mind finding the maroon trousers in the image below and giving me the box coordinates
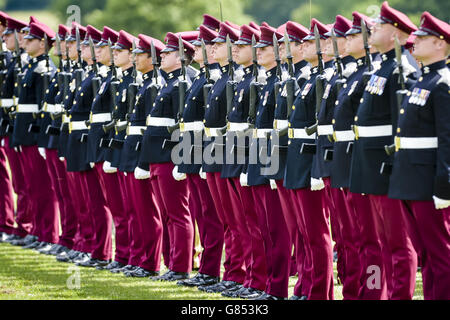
[150,162,193,273]
[405,201,450,300]
[369,195,418,300]
[46,149,78,249]
[187,174,224,278]
[20,145,59,243]
[351,192,388,299]
[323,179,362,300]
[79,167,113,260]
[252,184,290,298]
[95,164,129,264]
[206,172,246,283]
[276,180,307,297]
[123,173,162,271]
[0,142,15,234]
[70,171,94,253]
[3,138,33,237]
[294,187,334,300]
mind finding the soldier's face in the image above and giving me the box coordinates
[257,45,275,69]
[59,40,67,56]
[3,33,15,51]
[96,45,111,65]
[160,51,180,72]
[114,49,131,68]
[67,41,78,60]
[279,42,286,62]
[193,45,203,64]
[412,35,445,62]
[301,40,317,63]
[212,42,227,65]
[24,38,43,57]
[370,23,395,50]
[135,53,152,72]
[81,45,91,62]
[235,44,252,66]
[345,33,364,58]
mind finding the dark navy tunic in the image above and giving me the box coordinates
[389,60,450,201]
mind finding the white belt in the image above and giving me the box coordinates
[181,121,204,132]
[0,99,14,108]
[317,125,334,136]
[69,121,88,131]
[146,116,176,127]
[116,120,128,127]
[62,114,70,124]
[334,130,355,142]
[228,122,249,132]
[90,113,112,123]
[396,136,438,150]
[355,125,392,138]
[44,103,62,113]
[127,126,146,136]
[253,128,272,139]
[273,119,288,129]
[16,104,39,113]
[288,128,316,139]
[204,127,223,137]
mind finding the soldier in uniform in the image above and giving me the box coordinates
[176,24,224,287]
[329,11,378,300]
[268,20,311,300]
[38,23,78,256]
[388,12,450,300]
[137,32,195,281]
[285,19,335,300]
[65,24,114,268]
[11,22,60,251]
[1,17,33,244]
[349,1,420,299]
[0,11,17,241]
[198,22,247,294]
[82,26,130,269]
[117,34,165,277]
[219,24,270,299]
[312,14,354,288]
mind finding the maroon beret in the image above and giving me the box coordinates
[24,22,55,46]
[161,32,195,56]
[22,16,41,33]
[413,11,450,44]
[133,34,164,56]
[280,21,310,43]
[277,23,287,35]
[224,20,240,31]
[235,24,260,45]
[325,15,352,37]
[175,31,200,44]
[81,25,102,45]
[0,11,9,27]
[3,16,27,35]
[97,26,119,47]
[303,18,332,41]
[52,24,70,41]
[249,21,261,31]
[374,1,417,34]
[66,22,87,42]
[346,11,375,36]
[254,25,282,48]
[111,30,138,50]
[201,14,221,32]
[212,22,240,43]
[192,25,219,46]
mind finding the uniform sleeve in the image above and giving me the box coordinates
[171,85,180,118]
[433,82,450,199]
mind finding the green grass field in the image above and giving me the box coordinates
[0,241,424,300]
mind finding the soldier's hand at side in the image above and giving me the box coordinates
[270,179,277,190]
[199,168,206,179]
[38,147,46,160]
[433,196,450,210]
[0,138,4,147]
[240,172,248,187]
[172,165,186,181]
[310,177,325,191]
[103,161,117,174]
[134,167,150,180]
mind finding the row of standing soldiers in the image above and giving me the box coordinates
[0,1,449,300]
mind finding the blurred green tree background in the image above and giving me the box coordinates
[0,0,448,41]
